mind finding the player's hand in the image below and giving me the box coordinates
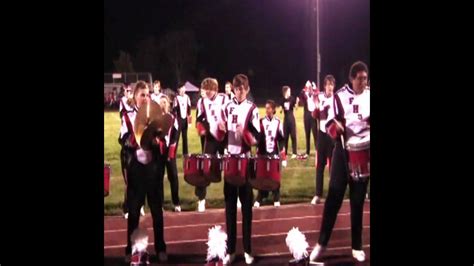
[218,122,227,132]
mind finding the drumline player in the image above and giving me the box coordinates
[173,81,192,155]
[195,78,230,212]
[155,94,182,212]
[196,88,206,152]
[280,86,299,159]
[254,99,287,208]
[122,81,168,263]
[220,74,260,264]
[311,75,336,205]
[310,61,370,263]
[118,82,145,219]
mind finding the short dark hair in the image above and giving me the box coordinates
[154,80,161,85]
[177,81,186,89]
[233,74,249,90]
[349,61,368,80]
[323,75,336,87]
[266,99,276,114]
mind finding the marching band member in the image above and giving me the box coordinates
[118,82,145,218]
[151,80,163,103]
[280,86,299,159]
[221,74,260,264]
[298,80,319,158]
[311,75,336,205]
[156,94,182,212]
[196,88,206,152]
[224,81,235,101]
[195,78,230,212]
[173,82,191,155]
[254,100,286,208]
[310,61,370,263]
[123,81,167,263]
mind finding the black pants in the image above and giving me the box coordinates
[315,130,335,197]
[303,110,318,155]
[157,155,180,206]
[317,141,369,250]
[120,146,135,213]
[224,181,253,254]
[125,157,166,255]
[283,114,297,155]
[195,134,224,200]
[177,117,188,155]
[256,189,280,203]
[200,136,205,153]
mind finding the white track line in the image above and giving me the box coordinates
[104,211,370,233]
[104,225,370,249]
[259,244,370,257]
[104,200,370,218]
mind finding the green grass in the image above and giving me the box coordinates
[104,107,365,215]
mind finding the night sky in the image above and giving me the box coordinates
[104,0,369,101]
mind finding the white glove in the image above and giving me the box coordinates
[282,160,287,168]
[136,148,152,165]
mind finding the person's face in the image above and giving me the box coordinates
[125,87,133,98]
[153,84,161,94]
[234,84,248,102]
[135,88,149,108]
[284,88,291,98]
[205,88,217,99]
[225,84,232,94]
[351,71,368,94]
[324,81,335,97]
[179,86,185,95]
[265,103,274,117]
[159,97,170,113]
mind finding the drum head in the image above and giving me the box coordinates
[346,135,370,151]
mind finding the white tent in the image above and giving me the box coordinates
[184,81,199,92]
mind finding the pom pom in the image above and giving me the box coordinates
[206,225,228,262]
[285,227,309,261]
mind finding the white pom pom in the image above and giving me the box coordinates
[131,228,149,254]
[206,225,228,262]
[285,227,309,261]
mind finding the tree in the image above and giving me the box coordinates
[159,30,197,86]
[133,36,160,75]
[113,50,134,73]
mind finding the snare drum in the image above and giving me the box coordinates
[250,154,281,190]
[223,154,249,186]
[183,154,210,187]
[201,154,222,183]
[104,163,110,197]
[346,135,370,181]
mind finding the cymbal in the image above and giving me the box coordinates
[134,100,174,150]
[149,113,174,139]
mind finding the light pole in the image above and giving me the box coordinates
[316,0,320,89]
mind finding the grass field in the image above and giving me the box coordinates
[104,107,362,215]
